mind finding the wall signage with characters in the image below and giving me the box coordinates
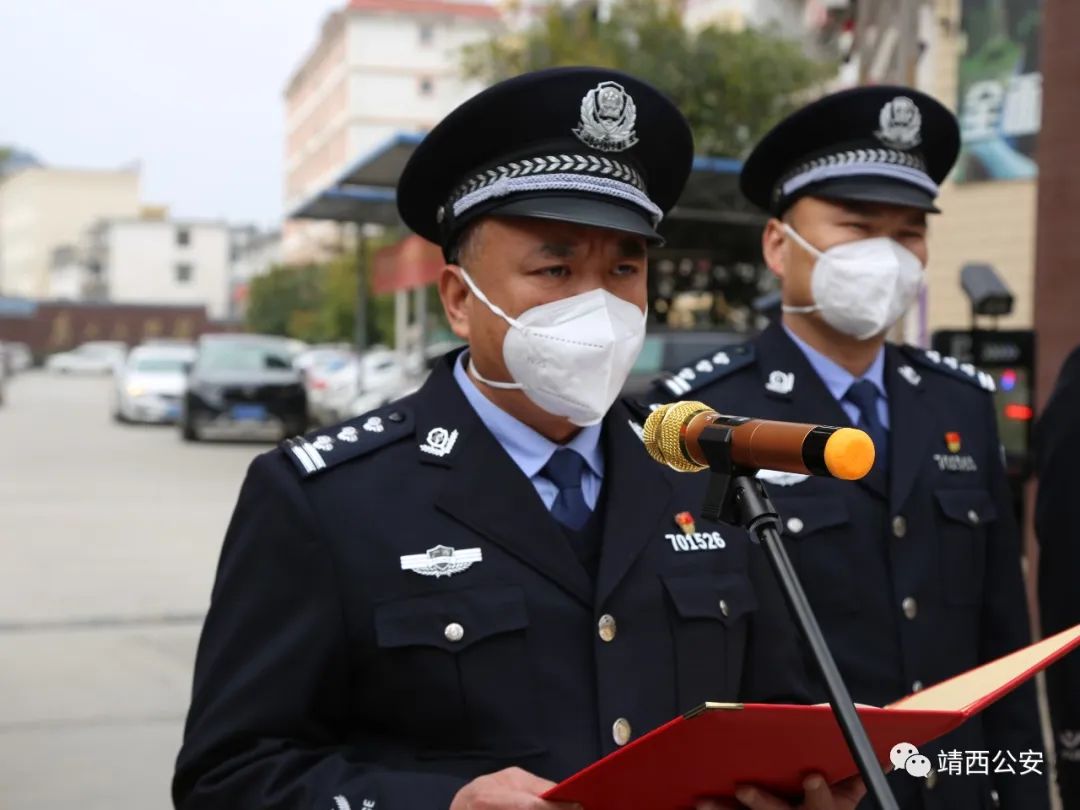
[955,0,1043,183]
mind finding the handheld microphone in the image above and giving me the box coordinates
[642,401,875,480]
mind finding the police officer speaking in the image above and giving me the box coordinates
[173,68,865,810]
[653,87,1048,810]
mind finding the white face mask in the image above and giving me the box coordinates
[458,268,647,426]
[781,224,925,341]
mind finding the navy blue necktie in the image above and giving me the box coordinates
[543,448,592,531]
[845,379,888,471]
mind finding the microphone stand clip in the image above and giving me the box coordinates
[695,426,900,810]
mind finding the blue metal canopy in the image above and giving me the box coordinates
[289,131,763,229]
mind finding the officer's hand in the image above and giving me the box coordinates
[695,774,866,810]
[450,766,583,810]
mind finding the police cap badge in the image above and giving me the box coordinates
[739,85,960,216]
[397,67,693,260]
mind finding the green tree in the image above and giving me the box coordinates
[246,264,325,339]
[245,257,400,347]
[462,0,836,157]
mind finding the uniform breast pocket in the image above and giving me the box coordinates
[935,489,996,605]
[773,496,858,613]
[662,572,758,710]
[373,583,543,757]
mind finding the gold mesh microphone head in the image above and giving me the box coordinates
[640,403,670,462]
[642,400,712,472]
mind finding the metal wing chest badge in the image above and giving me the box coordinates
[400,544,483,578]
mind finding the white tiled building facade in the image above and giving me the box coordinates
[0,166,140,298]
[52,219,235,320]
[283,0,500,263]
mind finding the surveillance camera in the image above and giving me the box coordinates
[961,263,1014,317]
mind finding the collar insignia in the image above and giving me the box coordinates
[419,426,459,458]
[765,370,795,396]
[899,365,922,387]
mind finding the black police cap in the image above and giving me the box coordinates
[739,85,960,216]
[397,66,693,258]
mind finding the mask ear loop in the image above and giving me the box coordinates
[779,224,824,315]
[456,266,524,330]
[782,222,825,259]
[455,267,525,390]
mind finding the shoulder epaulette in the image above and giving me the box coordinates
[900,345,996,392]
[280,404,415,478]
[652,342,756,400]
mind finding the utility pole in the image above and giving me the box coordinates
[1034,0,1080,408]
[850,0,929,85]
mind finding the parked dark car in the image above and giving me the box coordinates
[180,334,307,442]
[621,329,747,400]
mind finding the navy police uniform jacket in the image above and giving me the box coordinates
[651,323,1049,810]
[1036,343,1080,809]
[173,350,810,810]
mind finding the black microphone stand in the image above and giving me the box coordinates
[695,425,899,810]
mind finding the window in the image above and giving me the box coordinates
[197,340,294,372]
[418,23,433,44]
[176,227,191,247]
[176,263,193,283]
[419,76,434,96]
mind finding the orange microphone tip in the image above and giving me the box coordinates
[824,427,876,480]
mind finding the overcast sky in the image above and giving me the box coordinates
[1,0,342,228]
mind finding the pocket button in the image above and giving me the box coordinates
[597,614,617,642]
[902,597,918,620]
[612,717,632,746]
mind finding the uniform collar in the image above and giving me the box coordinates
[452,351,604,480]
[782,323,887,403]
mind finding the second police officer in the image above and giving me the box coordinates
[653,87,1049,810]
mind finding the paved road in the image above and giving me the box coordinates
[0,371,264,808]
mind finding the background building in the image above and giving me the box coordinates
[0,165,140,298]
[682,0,819,35]
[229,227,283,319]
[51,217,234,320]
[282,0,501,263]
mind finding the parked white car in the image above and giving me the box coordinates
[113,344,196,423]
[46,341,128,375]
[301,348,359,427]
[2,341,33,374]
[346,348,410,418]
[294,344,351,375]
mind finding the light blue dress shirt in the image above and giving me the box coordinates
[783,324,890,430]
[452,353,604,509]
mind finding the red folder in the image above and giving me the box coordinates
[545,624,1080,809]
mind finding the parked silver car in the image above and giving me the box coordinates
[113,344,196,423]
[2,341,33,374]
[46,341,128,375]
